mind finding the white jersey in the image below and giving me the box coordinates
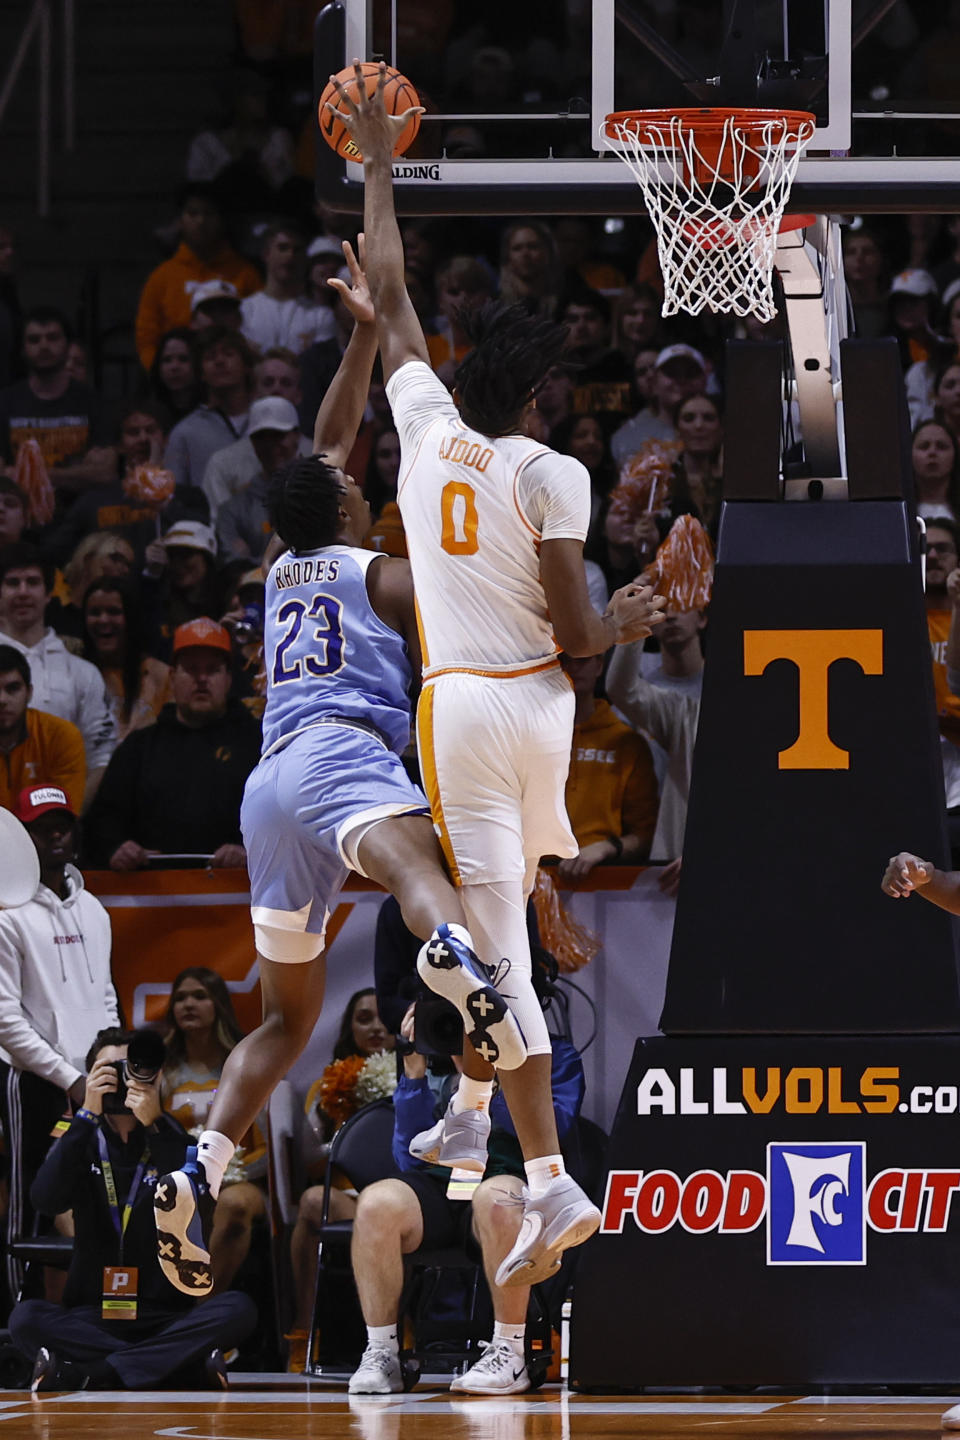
[386,361,591,677]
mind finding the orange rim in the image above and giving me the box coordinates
[604,106,817,145]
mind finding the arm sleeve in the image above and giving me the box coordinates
[517,451,591,542]
[48,715,87,814]
[74,663,118,771]
[391,1074,439,1172]
[619,733,660,854]
[606,643,687,751]
[385,360,458,453]
[0,922,81,1090]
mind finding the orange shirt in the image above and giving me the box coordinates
[0,707,86,813]
[564,699,659,853]
[135,243,263,369]
[927,606,960,745]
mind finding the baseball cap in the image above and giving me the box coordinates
[172,617,233,656]
[889,269,938,299]
[655,343,707,373]
[237,567,265,590]
[190,279,240,315]
[14,784,75,824]
[307,236,344,260]
[248,396,300,436]
[163,520,217,556]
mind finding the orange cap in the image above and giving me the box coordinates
[172,617,232,656]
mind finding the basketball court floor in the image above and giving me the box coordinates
[0,1379,956,1438]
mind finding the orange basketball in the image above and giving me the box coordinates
[319,62,421,161]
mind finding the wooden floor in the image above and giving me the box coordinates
[0,1378,956,1439]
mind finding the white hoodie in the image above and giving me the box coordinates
[0,627,117,770]
[0,864,118,1090]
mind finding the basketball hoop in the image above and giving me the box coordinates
[604,107,817,320]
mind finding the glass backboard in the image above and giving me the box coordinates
[315,0,960,214]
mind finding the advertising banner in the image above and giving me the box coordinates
[571,1034,960,1387]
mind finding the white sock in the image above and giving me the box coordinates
[524,1154,566,1198]
[493,1320,525,1356]
[452,1075,494,1115]
[367,1324,398,1353]
[196,1130,235,1200]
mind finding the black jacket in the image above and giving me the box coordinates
[85,700,261,863]
[31,1111,191,1309]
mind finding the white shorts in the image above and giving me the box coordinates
[416,664,578,885]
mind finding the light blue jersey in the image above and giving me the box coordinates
[261,545,413,756]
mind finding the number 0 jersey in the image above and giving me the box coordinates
[386,360,591,677]
[261,545,413,757]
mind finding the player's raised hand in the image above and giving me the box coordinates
[881,851,934,898]
[327,234,375,326]
[328,60,423,164]
[606,582,667,644]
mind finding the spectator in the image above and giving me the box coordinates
[161,968,267,1294]
[498,221,560,318]
[135,182,262,371]
[240,222,337,357]
[64,340,90,387]
[0,646,85,811]
[925,519,960,750]
[532,364,573,439]
[206,395,305,533]
[202,346,307,518]
[611,344,708,469]
[612,283,663,364]
[190,279,244,335]
[561,289,632,422]
[286,988,395,1365]
[186,68,295,193]
[606,602,707,885]
[556,651,658,879]
[252,345,304,406]
[147,328,202,421]
[913,420,960,521]
[886,269,945,373]
[85,618,261,870]
[426,256,495,380]
[305,235,346,306]
[933,216,960,297]
[347,1011,583,1396]
[10,1025,256,1392]
[906,278,960,427]
[48,402,206,567]
[843,225,890,340]
[935,360,960,447]
[81,579,171,742]
[363,426,401,522]
[0,307,112,490]
[555,216,626,294]
[0,477,26,546]
[552,413,618,564]
[164,328,255,490]
[0,543,116,798]
[142,521,221,641]
[0,784,117,1298]
[0,221,22,389]
[53,532,136,642]
[671,393,724,538]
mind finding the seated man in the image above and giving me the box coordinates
[0,645,86,812]
[84,618,261,869]
[349,1002,583,1396]
[9,1026,256,1392]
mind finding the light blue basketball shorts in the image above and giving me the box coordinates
[241,722,429,962]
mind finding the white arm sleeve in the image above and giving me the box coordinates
[385,359,459,452]
[516,450,591,542]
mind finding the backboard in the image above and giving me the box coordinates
[315,0,960,215]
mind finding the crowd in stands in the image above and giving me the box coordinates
[4,105,960,1379]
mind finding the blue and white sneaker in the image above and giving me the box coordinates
[417,924,527,1071]
[154,1146,216,1297]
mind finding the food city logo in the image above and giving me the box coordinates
[600,1143,960,1265]
[634,1064,960,1118]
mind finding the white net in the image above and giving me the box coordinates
[605,110,817,320]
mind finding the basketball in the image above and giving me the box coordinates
[318,62,421,162]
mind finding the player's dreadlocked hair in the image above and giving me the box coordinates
[268,454,342,553]
[453,300,570,436]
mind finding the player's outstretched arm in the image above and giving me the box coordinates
[313,235,379,469]
[881,851,960,912]
[328,60,429,382]
[366,556,423,688]
[540,538,666,657]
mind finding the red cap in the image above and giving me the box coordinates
[172,618,232,657]
[14,785,75,823]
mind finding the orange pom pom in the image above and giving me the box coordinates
[13,439,54,528]
[642,514,714,613]
[609,440,683,525]
[319,63,421,161]
[123,466,176,507]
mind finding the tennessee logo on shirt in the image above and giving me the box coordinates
[10,418,90,467]
[215,746,233,764]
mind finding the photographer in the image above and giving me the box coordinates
[9,1026,256,1393]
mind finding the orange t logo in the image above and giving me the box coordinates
[743,629,884,770]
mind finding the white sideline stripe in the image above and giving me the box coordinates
[96,894,251,908]
[9,1393,780,1412]
[790,1395,960,1405]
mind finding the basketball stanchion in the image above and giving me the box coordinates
[570,108,960,1391]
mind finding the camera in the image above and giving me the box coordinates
[413,994,464,1058]
[102,1028,166,1114]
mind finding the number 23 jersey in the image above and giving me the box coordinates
[260,545,414,757]
[387,360,591,677]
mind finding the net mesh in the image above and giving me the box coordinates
[605,110,816,320]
